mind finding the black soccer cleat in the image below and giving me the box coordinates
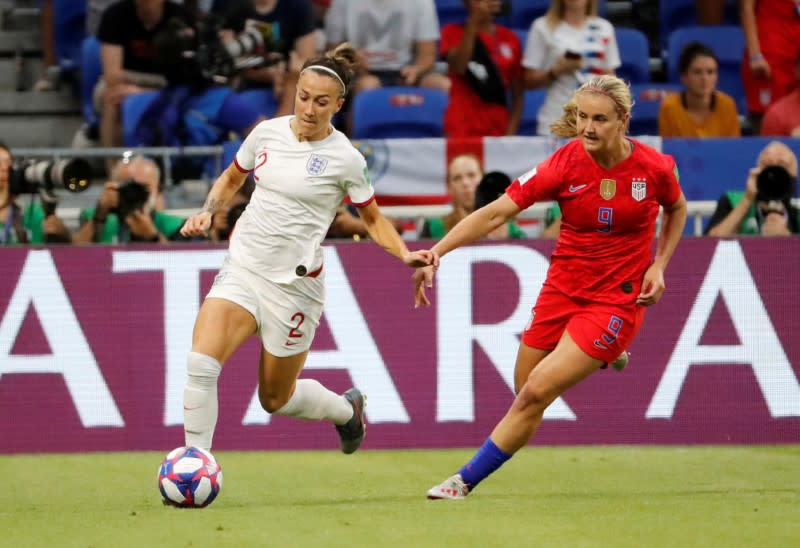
[336,388,366,454]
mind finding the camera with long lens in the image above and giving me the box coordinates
[9,158,93,215]
[756,165,797,206]
[114,179,151,220]
[155,15,283,86]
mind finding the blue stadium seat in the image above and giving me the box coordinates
[509,0,551,29]
[80,35,102,129]
[512,27,528,50]
[628,83,683,136]
[666,25,746,112]
[659,0,739,50]
[53,0,87,72]
[615,27,650,84]
[435,0,467,26]
[121,91,160,147]
[351,87,448,139]
[518,89,546,136]
[237,89,280,118]
[510,0,605,29]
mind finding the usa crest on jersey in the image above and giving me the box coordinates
[631,178,646,201]
[306,154,328,175]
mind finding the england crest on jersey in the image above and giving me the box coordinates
[307,154,328,175]
[631,178,647,201]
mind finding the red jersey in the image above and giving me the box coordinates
[506,139,682,304]
[440,23,523,137]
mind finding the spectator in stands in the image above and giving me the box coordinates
[219,0,318,117]
[419,153,482,239]
[32,0,60,92]
[94,0,195,156]
[523,0,620,136]
[440,0,523,137]
[658,41,741,138]
[95,0,264,174]
[760,51,800,137]
[324,0,450,132]
[705,141,799,236]
[72,154,186,243]
[473,170,526,239]
[740,0,800,135]
[695,0,727,25]
[0,142,71,244]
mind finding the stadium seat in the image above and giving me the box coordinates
[509,0,551,29]
[80,35,102,130]
[351,87,448,139]
[518,89,547,136]
[512,27,528,50]
[121,91,160,147]
[628,83,683,136]
[435,0,467,26]
[659,0,739,50]
[509,0,605,29]
[615,27,650,84]
[237,89,280,118]
[666,25,746,112]
[53,0,87,72]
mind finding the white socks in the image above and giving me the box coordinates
[183,351,222,450]
[274,379,353,424]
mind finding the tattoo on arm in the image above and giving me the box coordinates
[202,197,224,215]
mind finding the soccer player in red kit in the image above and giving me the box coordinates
[415,74,688,499]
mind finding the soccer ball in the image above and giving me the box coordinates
[157,446,223,508]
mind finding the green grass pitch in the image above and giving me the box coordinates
[1,446,798,547]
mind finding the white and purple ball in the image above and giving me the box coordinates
[157,446,223,508]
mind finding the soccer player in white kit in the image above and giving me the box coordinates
[179,43,434,455]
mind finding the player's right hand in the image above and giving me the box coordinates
[413,265,436,308]
[180,211,213,238]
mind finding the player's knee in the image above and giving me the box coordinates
[186,351,221,387]
[514,380,554,415]
[258,389,290,414]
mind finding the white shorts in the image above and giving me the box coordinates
[205,259,325,357]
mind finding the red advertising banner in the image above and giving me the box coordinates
[1,239,798,453]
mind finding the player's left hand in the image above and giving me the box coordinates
[636,264,665,306]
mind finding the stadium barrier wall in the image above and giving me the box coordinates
[0,239,798,453]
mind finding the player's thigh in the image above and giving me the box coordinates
[192,297,257,364]
[513,343,551,394]
[522,330,603,404]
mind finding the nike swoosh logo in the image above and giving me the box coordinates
[569,184,587,192]
[285,341,300,346]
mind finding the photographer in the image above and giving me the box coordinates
[0,143,71,245]
[705,141,799,236]
[219,0,318,117]
[73,155,185,244]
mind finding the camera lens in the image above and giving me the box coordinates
[756,165,795,202]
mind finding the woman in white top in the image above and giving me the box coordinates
[523,0,620,135]
[179,43,433,456]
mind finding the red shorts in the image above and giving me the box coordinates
[521,284,646,364]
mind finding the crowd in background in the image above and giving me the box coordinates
[2,0,799,245]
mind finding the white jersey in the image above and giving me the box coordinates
[228,116,374,283]
[522,16,620,135]
[324,0,441,72]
